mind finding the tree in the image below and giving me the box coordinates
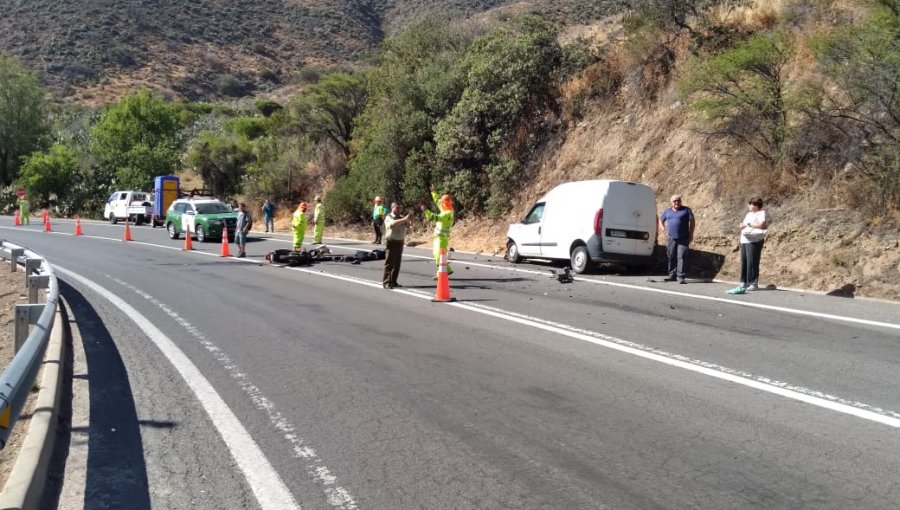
[185,133,254,199]
[289,73,368,158]
[0,55,49,186]
[811,0,900,209]
[18,145,78,205]
[678,31,795,165]
[91,89,183,190]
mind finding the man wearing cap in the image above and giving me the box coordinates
[420,186,454,276]
[372,196,388,244]
[291,202,308,251]
[382,202,411,289]
[313,195,325,244]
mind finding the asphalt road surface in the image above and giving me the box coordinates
[2,219,899,510]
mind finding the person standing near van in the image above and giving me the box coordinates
[421,186,454,276]
[382,202,411,289]
[727,197,769,294]
[262,199,275,233]
[658,194,695,284]
[372,197,388,244]
[313,195,325,244]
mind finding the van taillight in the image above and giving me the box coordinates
[594,208,603,236]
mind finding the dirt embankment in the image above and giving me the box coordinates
[447,95,900,302]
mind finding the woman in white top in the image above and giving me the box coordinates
[727,197,768,294]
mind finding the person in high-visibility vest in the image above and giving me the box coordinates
[420,187,454,275]
[372,196,388,244]
[313,195,325,244]
[17,195,30,225]
[291,202,308,251]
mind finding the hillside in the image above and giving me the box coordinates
[0,0,618,102]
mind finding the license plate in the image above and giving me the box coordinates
[608,229,627,238]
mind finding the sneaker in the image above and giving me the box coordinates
[663,276,677,282]
[746,284,759,291]
[392,283,403,288]
[383,283,394,289]
[678,279,686,284]
[726,286,746,295]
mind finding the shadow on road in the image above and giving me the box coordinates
[42,280,152,510]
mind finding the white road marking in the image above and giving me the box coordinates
[55,266,304,510]
[7,222,895,330]
[398,253,900,331]
[290,267,900,429]
[111,278,358,509]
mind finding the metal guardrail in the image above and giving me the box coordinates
[0,240,58,450]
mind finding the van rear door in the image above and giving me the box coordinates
[602,182,655,256]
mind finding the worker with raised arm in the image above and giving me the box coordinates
[420,185,454,276]
[291,202,308,251]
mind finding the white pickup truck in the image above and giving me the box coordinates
[104,191,153,225]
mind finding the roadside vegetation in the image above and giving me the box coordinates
[0,0,898,230]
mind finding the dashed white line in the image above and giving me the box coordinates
[290,266,900,429]
[56,265,360,510]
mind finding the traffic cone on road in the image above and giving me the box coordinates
[42,208,48,226]
[44,216,52,232]
[13,209,20,226]
[183,225,193,251]
[220,226,231,257]
[432,248,455,302]
[123,217,132,241]
[75,215,83,236]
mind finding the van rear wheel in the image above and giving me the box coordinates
[570,246,591,274]
[506,241,521,263]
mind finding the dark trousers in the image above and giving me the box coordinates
[740,241,764,286]
[666,237,690,279]
[373,218,384,244]
[383,239,404,286]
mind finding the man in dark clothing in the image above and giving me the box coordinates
[382,202,411,289]
[658,194,695,284]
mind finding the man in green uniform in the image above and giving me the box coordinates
[420,187,454,275]
[313,195,325,244]
[291,202,308,251]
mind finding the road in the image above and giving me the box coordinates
[2,219,899,509]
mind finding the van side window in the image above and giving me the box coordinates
[523,203,545,225]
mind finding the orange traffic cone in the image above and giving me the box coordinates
[432,248,455,302]
[75,215,83,236]
[42,208,48,225]
[220,226,231,257]
[13,209,20,226]
[183,225,193,250]
[124,217,132,241]
[44,215,52,232]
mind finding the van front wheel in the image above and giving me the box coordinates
[570,246,591,274]
[506,241,521,263]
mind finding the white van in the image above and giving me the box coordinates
[505,180,658,273]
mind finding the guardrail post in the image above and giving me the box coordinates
[24,257,41,276]
[10,249,23,273]
[27,274,50,304]
[14,304,44,353]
